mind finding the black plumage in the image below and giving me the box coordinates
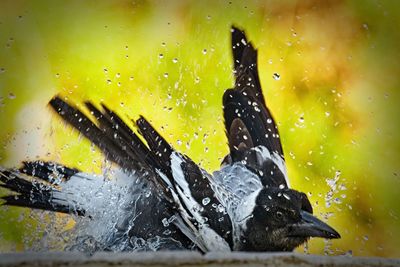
[0,26,340,253]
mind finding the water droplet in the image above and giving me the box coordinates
[130,237,146,250]
[159,53,164,59]
[8,93,16,99]
[272,73,280,80]
[163,229,171,235]
[338,184,347,191]
[325,111,330,117]
[334,197,342,204]
[172,58,178,63]
[202,197,210,206]
[267,118,272,124]
[163,73,169,78]
[202,49,207,55]
[162,218,169,227]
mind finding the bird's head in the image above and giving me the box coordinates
[238,187,340,251]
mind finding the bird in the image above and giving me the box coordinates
[0,26,340,253]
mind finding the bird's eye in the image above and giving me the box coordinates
[276,211,283,219]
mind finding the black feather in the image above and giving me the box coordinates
[231,26,264,104]
[223,89,282,158]
[20,161,79,184]
[222,26,287,188]
[136,117,173,171]
[49,96,134,171]
[0,169,86,216]
[136,116,233,248]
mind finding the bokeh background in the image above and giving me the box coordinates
[0,0,399,257]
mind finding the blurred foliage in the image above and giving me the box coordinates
[0,0,399,257]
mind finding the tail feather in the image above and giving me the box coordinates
[136,116,173,176]
[20,161,79,184]
[0,169,86,216]
[48,96,176,206]
[49,97,136,172]
[82,102,172,201]
[85,102,158,171]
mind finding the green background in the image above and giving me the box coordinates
[0,0,399,257]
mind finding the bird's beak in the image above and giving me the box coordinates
[287,211,340,239]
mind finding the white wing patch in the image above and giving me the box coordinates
[169,152,231,251]
[254,145,290,188]
[170,152,203,221]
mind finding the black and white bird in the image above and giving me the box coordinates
[0,26,340,253]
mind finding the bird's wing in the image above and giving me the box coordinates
[222,26,289,188]
[136,117,232,251]
[49,97,209,247]
[49,96,232,251]
[49,96,182,200]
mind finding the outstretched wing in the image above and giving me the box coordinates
[49,96,231,251]
[222,26,289,188]
[1,97,198,250]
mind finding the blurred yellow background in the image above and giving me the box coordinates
[0,0,399,257]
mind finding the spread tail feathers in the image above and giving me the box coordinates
[0,162,86,216]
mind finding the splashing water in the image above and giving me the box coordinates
[25,164,188,254]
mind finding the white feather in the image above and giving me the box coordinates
[169,152,230,251]
[254,146,290,187]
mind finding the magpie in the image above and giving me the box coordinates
[0,26,340,253]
